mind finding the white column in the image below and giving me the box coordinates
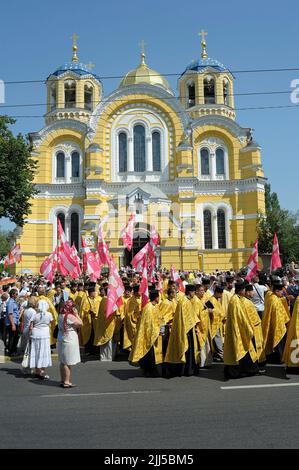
[210,151,216,180]
[212,211,218,249]
[224,150,229,180]
[146,136,153,172]
[65,154,71,182]
[128,137,134,172]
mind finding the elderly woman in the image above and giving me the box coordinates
[57,299,82,388]
[19,296,38,375]
[29,299,54,379]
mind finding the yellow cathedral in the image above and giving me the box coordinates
[17,33,266,273]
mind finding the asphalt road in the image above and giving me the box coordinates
[0,354,299,449]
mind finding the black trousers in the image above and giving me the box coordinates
[139,346,162,377]
[266,334,287,364]
[224,352,259,379]
[7,325,20,355]
[167,330,197,377]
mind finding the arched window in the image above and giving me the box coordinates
[200,148,210,175]
[64,80,76,108]
[217,209,226,249]
[71,151,80,178]
[216,148,225,175]
[204,76,215,104]
[152,131,161,171]
[134,125,146,172]
[187,83,195,107]
[204,210,212,249]
[118,132,127,173]
[70,213,79,250]
[57,212,65,233]
[223,79,229,106]
[50,83,57,110]
[56,152,65,178]
[84,83,93,111]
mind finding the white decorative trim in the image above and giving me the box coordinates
[52,141,83,184]
[49,204,84,250]
[88,84,190,142]
[25,219,50,224]
[198,137,229,180]
[196,201,233,250]
[29,120,88,147]
[35,184,85,199]
[191,115,255,145]
[232,213,262,220]
[111,106,169,182]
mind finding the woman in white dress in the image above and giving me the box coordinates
[19,296,38,375]
[29,299,53,379]
[57,299,82,388]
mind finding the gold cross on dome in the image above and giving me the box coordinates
[198,30,208,58]
[138,39,147,65]
[72,33,79,46]
[71,33,79,63]
[139,39,146,55]
[86,62,95,70]
[199,30,208,42]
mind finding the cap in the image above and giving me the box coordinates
[235,281,245,293]
[245,284,254,292]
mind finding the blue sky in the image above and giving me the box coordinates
[0,0,298,230]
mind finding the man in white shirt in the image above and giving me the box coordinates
[251,275,268,319]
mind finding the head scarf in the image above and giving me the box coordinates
[61,299,77,333]
[37,299,49,317]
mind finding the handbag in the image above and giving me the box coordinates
[21,342,30,368]
[53,325,59,339]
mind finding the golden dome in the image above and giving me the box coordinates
[119,52,173,95]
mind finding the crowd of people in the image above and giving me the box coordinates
[0,264,299,385]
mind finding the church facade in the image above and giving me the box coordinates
[17,35,266,273]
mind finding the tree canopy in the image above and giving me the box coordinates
[0,116,38,227]
[258,184,299,264]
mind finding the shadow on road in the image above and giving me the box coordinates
[108,368,144,380]
[197,363,227,382]
[0,367,24,379]
[265,365,289,381]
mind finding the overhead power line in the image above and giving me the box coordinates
[3,103,299,119]
[0,89,294,110]
[3,66,299,85]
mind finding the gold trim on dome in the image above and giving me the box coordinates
[198,29,208,59]
[71,33,79,63]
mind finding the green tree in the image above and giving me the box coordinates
[0,229,14,260]
[0,116,38,226]
[258,184,299,264]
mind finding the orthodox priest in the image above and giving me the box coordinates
[165,285,200,377]
[224,281,260,379]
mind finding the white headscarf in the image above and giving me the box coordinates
[37,299,49,316]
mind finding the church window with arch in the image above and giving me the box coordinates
[70,212,79,250]
[134,124,146,172]
[71,151,80,178]
[217,209,227,249]
[118,132,128,172]
[204,76,215,104]
[200,148,210,175]
[216,148,225,175]
[56,152,65,178]
[84,83,93,111]
[223,79,229,106]
[64,80,76,108]
[187,83,195,107]
[152,131,161,171]
[204,210,213,249]
[50,83,57,111]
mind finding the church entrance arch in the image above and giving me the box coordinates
[124,222,151,266]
